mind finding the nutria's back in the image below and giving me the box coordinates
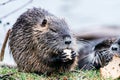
[9,8,77,74]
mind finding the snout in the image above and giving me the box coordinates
[63,34,72,45]
[61,34,76,52]
[110,44,120,53]
[111,47,118,51]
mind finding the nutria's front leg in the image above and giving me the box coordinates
[93,50,113,69]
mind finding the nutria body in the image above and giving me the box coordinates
[9,8,77,74]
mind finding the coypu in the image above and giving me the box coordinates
[8,8,78,74]
[77,38,116,70]
[75,26,120,69]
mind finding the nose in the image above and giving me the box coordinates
[65,40,71,45]
[110,44,119,51]
[63,35,72,45]
[111,47,118,51]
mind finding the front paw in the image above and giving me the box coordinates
[71,51,76,59]
[60,50,76,62]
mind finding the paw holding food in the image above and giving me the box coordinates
[60,49,76,62]
[63,49,72,60]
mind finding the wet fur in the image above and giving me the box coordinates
[77,38,116,70]
[9,8,77,74]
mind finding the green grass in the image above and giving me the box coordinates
[0,67,115,80]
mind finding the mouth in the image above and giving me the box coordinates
[55,45,75,55]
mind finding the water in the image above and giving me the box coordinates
[0,0,120,64]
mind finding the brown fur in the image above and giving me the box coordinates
[9,8,78,74]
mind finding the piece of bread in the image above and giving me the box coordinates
[63,49,72,60]
[100,55,120,79]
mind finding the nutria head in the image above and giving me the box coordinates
[11,8,77,55]
[110,38,120,54]
[31,16,77,57]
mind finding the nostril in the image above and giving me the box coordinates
[111,47,118,51]
[65,40,71,45]
[63,34,72,45]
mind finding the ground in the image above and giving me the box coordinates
[0,67,114,80]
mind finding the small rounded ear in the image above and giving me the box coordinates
[41,19,47,27]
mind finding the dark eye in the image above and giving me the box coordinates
[50,28,57,33]
[41,19,47,27]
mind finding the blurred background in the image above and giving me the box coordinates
[0,0,120,64]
